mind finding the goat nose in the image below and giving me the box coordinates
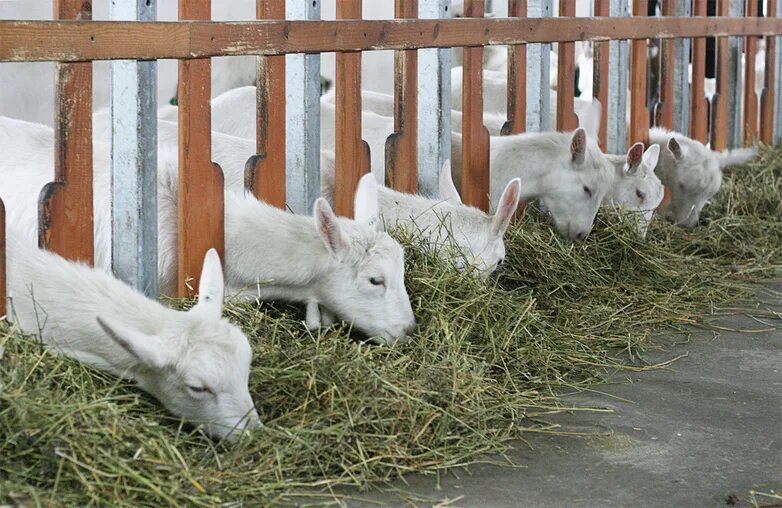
[576,231,587,240]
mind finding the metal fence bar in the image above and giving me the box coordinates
[629,0,649,146]
[461,0,491,211]
[177,0,224,298]
[285,0,321,215]
[606,0,629,154]
[673,0,692,135]
[690,0,708,143]
[110,0,158,298]
[502,0,527,136]
[417,0,451,197]
[386,0,419,193]
[249,0,286,209]
[526,0,552,132]
[744,0,759,144]
[657,0,676,130]
[0,199,5,318]
[334,0,370,218]
[760,0,778,143]
[556,0,579,131]
[712,0,730,150]
[593,0,610,150]
[727,0,745,147]
[39,0,94,265]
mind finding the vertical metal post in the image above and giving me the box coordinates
[418,0,451,198]
[673,0,692,135]
[726,0,745,147]
[110,0,158,298]
[526,0,552,132]
[286,0,321,215]
[606,0,629,154]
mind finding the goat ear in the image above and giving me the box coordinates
[353,173,381,229]
[626,142,644,172]
[491,178,522,238]
[192,248,225,320]
[439,159,462,204]
[571,128,587,165]
[313,198,347,255]
[642,144,660,170]
[668,137,684,160]
[96,316,167,369]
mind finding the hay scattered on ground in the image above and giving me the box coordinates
[1,145,780,506]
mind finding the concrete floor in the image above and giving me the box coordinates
[343,282,782,507]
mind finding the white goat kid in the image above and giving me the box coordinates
[6,229,259,442]
[320,152,522,277]
[604,143,664,236]
[5,116,415,344]
[648,128,757,228]
[222,190,416,345]
[451,128,615,240]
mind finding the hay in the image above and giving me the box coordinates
[1,145,780,506]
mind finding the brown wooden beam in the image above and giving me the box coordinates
[461,0,491,212]
[386,0,419,194]
[2,17,780,62]
[593,0,610,150]
[690,0,709,143]
[711,0,730,150]
[250,0,286,209]
[177,0,224,298]
[557,0,579,132]
[760,0,778,144]
[744,0,760,144]
[334,0,370,218]
[502,0,527,136]
[38,0,94,265]
[629,0,649,147]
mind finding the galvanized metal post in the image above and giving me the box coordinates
[418,0,451,197]
[726,0,745,148]
[775,0,782,143]
[526,0,552,132]
[110,0,158,298]
[285,0,321,215]
[606,0,629,154]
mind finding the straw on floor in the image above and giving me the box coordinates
[1,145,780,506]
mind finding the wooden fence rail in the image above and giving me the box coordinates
[0,7,780,315]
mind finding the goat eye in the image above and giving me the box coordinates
[636,189,647,200]
[583,185,593,198]
[369,276,385,287]
[187,385,212,396]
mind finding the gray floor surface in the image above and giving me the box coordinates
[337,281,782,508]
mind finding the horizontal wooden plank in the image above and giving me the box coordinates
[1,17,780,62]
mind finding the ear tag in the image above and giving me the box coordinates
[203,286,218,303]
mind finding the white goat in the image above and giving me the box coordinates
[450,128,615,240]
[604,143,664,236]
[6,228,259,441]
[320,152,522,277]
[3,116,415,344]
[648,128,757,228]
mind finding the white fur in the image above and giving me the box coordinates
[5,228,259,442]
[649,127,757,228]
[2,116,415,344]
[451,128,616,240]
[604,143,664,237]
[320,153,521,277]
